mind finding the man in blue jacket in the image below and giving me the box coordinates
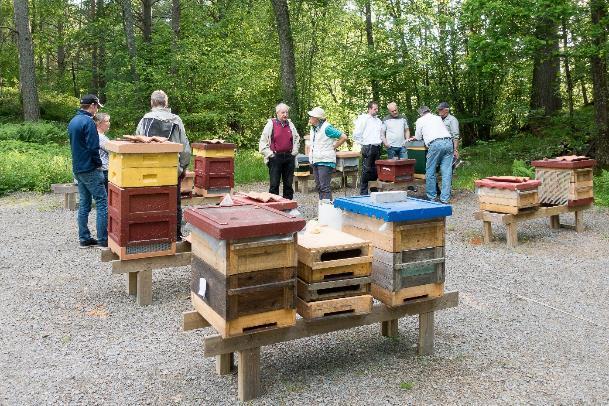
[68,94,108,248]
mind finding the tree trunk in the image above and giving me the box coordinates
[590,0,609,166]
[90,0,99,94]
[562,19,574,118]
[364,0,380,102]
[12,0,40,121]
[122,0,138,81]
[581,80,589,105]
[530,15,562,115]
[270,0,299,125]
[57,18,66,88]
[142,0,152,44]
[97,0,106,101]
[171,0,180,75]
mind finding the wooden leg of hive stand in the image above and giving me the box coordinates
[238,347,260,401]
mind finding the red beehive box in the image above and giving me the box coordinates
[233,192,298,211]
[184,204,305,240]
[194,172,234,189]
[194,156,234,174]
[375,159,416,182]
[108,210,177,247]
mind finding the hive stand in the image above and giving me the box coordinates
[474,204,591,249]
[51,183,79,210]
[100,240,192,305]
[183,291,459,401]
[294,171,358,193]
[368,179,420,193]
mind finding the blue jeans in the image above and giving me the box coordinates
[425,138,453,203]
[74,169,108,243]
[387,146,407,159]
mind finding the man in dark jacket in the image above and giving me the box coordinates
[68,94,108,248]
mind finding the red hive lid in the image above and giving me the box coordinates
[531,156,596,169]
[191,141,236,150]
[184,204,305,239]
[375,159,416,166]
[475,176,541,191]
[232,192,298,211]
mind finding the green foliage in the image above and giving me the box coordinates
[512,160,535,179]
[39,92,80,122]
[399,381,414,390]
[0,122,67,144]
[0,140,72,196]
[234,150,268,185]
[594,170,609,206]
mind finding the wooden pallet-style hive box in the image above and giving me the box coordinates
[372,246,445,292]
[191,141,236,158]
[532,156,595,207]
[474,176,541,214]
[375,159,416,182]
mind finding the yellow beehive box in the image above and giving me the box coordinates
[109,165,178,188]
[109,151,178,169]
[192,147,235,158]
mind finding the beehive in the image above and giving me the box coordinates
[532,157,595,207]
[375,159,416,182]
[475,176,541,214]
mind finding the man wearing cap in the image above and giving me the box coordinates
[409,106,453,203]
[381,102,410,159]
[437,102,460,159]
[136,90,191,241]
[353,101,383,195]
[259,103,300,200]
[67,94,108,248]
[307,107,348,200]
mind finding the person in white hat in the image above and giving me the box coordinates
[307,106,347,200]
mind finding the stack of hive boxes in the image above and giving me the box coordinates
[336,151,360,173]
[532,156,596,207]
[334,195,452,306]
[474,176,541,214]
[184,204,305,337]
[191,141,236,197]
[106,140,183,260]
[296,226,373,319]
[294,154,310,176]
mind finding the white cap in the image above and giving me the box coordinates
[307,106,326,119]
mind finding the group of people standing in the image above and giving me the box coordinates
[259,101,459,203]
[67,91,191,248]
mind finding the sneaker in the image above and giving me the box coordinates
[79,238,98,248]
[98,240,108,248]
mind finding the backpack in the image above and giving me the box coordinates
[141,117,178,142]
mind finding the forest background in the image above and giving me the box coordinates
[1,0,609,204]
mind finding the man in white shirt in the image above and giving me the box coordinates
[409,106,453,203]
[353,101,383,195]
[381,102,410,159]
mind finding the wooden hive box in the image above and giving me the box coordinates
[194,172,234,189]
[532,157,595,206]
[191,141,236,158]
[375,159,416,182]
[475,176,541,214]
[336,151,360,172]
[191,256,295,322]
[296,276,371,302]
[194,156,234,174]
[342,212,445,252]
[372,246,445,292]
[189,228,296,275]
[181,171,195,195]
[296,295,373,320]
[296,226,372,283]
[372,283,444,307]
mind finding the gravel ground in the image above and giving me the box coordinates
[1,181,609,405]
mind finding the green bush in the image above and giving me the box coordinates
[0,140,72,196]
[39,91,79,122]
[512,159,535,179]
[594,170,609,207]
[234,149,267,185]
[0,122,67,144]
[0,88,22,121]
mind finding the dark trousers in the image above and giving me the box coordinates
[359,144,381,195]
[102,170,108,193]
[313,164,333,200]
[267,152,295,200]
[177,172,184,240]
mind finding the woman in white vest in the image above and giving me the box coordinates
[308,107,348,200]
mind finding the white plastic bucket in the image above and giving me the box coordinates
[317,199,343,230]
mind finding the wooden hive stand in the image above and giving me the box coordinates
[51,183,79,210]
[100,240,192,306]
[294,171,356,193]
[474,204,591,249]
[183,291,459,402]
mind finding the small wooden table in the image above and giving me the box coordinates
[51,183,79,210]
[183,291,459,401]
[474,204,591,248]
[100,241,192,305]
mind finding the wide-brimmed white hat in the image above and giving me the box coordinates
[307,106,326,119]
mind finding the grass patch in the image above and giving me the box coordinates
[234,149,268,185]
[399,381,414,390]
[0,140,72,196]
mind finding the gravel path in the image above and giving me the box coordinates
[1,183,608,405]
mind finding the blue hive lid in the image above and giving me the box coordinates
[333,195,452,222]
